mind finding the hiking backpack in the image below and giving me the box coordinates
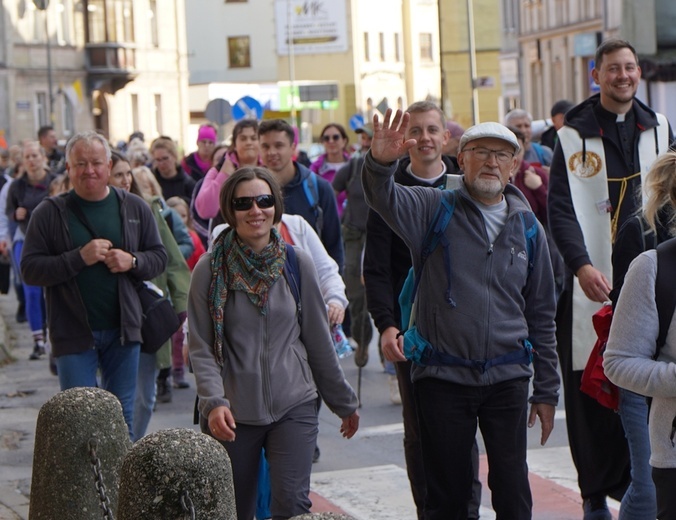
[398,190,539,369]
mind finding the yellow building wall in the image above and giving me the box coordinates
[439,0,502,127]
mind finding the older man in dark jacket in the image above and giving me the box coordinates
[21,131,167,436]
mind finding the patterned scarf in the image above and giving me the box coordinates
[208,226,286,366]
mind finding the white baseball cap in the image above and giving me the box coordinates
[459,122,520,154]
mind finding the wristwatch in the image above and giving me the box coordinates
[130,254,137,270]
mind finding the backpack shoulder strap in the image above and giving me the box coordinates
[302,173,319,209]
[412,191,457,304]
[519,211,538,273]
[655,238,676,350]
[283,244,302,325]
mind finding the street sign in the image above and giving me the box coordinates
[232,96,263,121]
[349,114,364,131]
[204,98,233,126]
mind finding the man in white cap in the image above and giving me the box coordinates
[362,109,560,519]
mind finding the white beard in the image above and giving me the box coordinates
[468,176,504,200]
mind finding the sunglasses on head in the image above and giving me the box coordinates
[322,134,342,142]
[232,194,275,211]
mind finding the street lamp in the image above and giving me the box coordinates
[32,0,55,124]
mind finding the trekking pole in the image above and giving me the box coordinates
[357,366,363,407]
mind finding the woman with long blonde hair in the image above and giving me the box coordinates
[605,150,676,520]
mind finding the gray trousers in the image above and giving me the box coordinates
[208,399,319,520]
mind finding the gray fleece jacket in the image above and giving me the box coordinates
[362,151,559,405]
[604,250,676,469]
[188,245,358,425]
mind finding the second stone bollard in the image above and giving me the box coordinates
[29,387,132,519]
[117,428,236,519]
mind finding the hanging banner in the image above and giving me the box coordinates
[275,0,348,55]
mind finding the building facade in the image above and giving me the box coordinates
[0,0,189,149]
[499,0,676,125]
[185,0,441,144]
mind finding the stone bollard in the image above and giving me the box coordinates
[117,428,236,519]
[29,387,131,519]
[291,514,357,520]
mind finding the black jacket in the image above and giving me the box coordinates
[153,166,197,205]
[548,93,672,274]
[363,155,460,334]
[21,188,167,355]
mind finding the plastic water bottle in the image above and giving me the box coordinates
[332,324,354,359]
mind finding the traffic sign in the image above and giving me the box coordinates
[232,96,263,121]
[348,114,365,131]
[204,98,233,126]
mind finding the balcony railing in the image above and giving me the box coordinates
[85,42,136,72]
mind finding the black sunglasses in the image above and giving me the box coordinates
[232,194,275,211]
[322,134,342,142]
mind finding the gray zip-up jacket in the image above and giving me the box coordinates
[188,245,358,425]
[604,251,676,469]
[362,151,559,404]
[21,188,167,355]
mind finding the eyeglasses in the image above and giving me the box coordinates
[462,147,515,164]
[232,194,275,211]
[322,134,342,142]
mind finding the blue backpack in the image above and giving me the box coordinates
[301,173,323,238]
[398,190,539,370]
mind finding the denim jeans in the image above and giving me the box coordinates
[56,329,140,437]
[132,352,159,442]
[414,377,531,520]
[618,388,657,520]
[13,241,44,334]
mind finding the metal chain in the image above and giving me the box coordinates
[180,490,196,520]
[88,437,116,520]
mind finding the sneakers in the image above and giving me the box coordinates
[29,341,46,361]
[156,377,173,403]
[388,375,402,405]
[583,496,611,520]
[172,373,190,389]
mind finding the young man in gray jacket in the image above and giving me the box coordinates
[362,110,560,519]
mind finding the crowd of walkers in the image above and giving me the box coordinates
[5,36,676,520]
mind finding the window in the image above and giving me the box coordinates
[378,32,385,61]
[394,33,401,62]
[87,0,106,42]
[363,32,370,62]
[131,94,139,133]
[36,92,49,128]
[419,33,433,62]
[55,0,73,45]
[154,94,163,135]
[228,36,251,68]
[148,0,158,47]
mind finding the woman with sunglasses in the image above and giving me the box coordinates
[189,167,359,520]
[311,123,350,217]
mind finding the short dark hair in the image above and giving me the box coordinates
[258,119,295,145]
[595,39,638,69]
[37,126,54,139]
[219,167,284,227]
[229,119,259,153]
